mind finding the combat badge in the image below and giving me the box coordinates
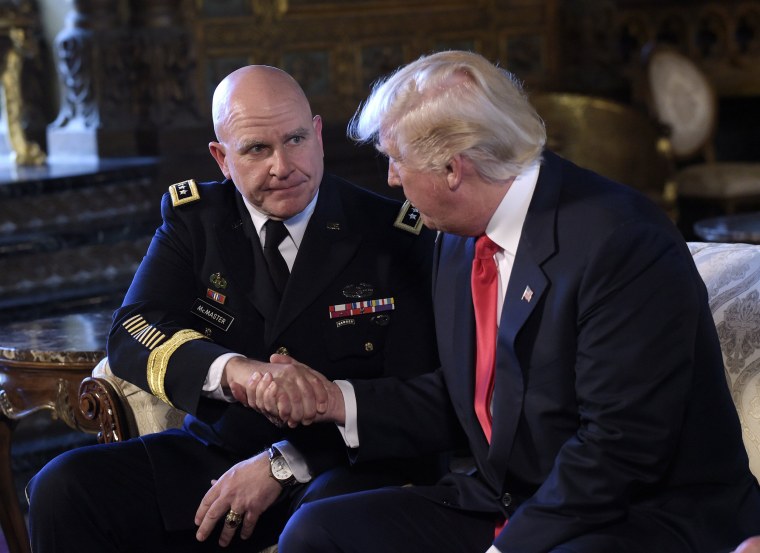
[169,179,200,207]
[210,272,228,289]
[342,282,374,299]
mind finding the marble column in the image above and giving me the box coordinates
[46,0,137,158]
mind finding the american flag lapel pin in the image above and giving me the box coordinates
[521,285,534,302]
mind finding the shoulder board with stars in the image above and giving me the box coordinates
[393,199,423,235]
[169,179,200,207]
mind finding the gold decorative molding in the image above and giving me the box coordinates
[0,5,46,165]
[192,0,557,124]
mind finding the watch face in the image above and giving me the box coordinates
[271,456,293,481]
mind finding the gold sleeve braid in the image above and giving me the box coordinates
[147,329,208,406]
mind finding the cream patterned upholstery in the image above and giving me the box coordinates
[91,357,185,437]
[689,241,760,481]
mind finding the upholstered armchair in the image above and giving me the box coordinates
[641,47,760,235]
[689,241,760,481]
[79,357,186,443]
[531,92,674,215]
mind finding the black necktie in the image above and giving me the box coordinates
[263,219,291,294]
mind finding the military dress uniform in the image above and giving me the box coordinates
[29,174,440,552]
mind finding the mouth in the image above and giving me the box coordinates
[268,179,305,194]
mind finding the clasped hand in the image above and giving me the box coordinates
[225,354,343,427]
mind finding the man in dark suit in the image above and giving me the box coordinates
[246,51,760,552]
[27,65,439,551]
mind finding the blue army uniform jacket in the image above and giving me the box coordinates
[106,173,439,529]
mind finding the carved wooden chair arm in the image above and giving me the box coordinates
[79,375,134,444]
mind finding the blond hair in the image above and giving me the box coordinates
[348,50,546,181]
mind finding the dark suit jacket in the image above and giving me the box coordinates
[351,151,760,552]
[106,173,439,529]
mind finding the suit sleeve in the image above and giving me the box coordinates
[287,226,447,474]
[496,222,705,551]
[107,193,234,416]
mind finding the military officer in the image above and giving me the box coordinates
[27,65,439,552]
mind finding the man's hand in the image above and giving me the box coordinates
[243,354,346,427]
[222,356,269,400]
[194,451,281,547]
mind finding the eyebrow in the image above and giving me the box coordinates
[236,126,313,154]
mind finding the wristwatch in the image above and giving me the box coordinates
[268,445,297,487]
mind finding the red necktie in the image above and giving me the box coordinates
[471,234,501,443]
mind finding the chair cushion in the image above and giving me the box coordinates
[689,242,760,482]
[92,357,186,436]
[677,163,760,199]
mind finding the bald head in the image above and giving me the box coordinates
[207,64,324,220]
[211,65,312,141]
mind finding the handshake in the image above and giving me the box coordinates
[224,353,347,427]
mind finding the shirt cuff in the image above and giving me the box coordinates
[202,352,244,402]
[273,440,311,483]
[334,380,359,448]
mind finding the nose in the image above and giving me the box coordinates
[387,160,401,188]
[270,149,294,178]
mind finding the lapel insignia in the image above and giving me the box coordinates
[169,179,200,207]
[206,288,227,305]
[328,297,395,319]
[342,282,374,299]
[210,272,227,289]
[327,221,341,230]
[393,200,423,235]
[521,285,534,302]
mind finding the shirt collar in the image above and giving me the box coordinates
[484,161,540,256]
[242,190,319,248]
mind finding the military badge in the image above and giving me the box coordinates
[206,288,227,305]
[169,179,200,207]
[393,200,423,235]
[342,282,374,299]
[328,297,395,319]
[210,272,227,289]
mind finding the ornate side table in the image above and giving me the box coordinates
[0,311,111,553]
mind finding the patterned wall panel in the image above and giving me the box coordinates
[190,0,558,125]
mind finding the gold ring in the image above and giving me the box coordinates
[225,509,243,529]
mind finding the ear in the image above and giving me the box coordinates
[313,115,324,155]
[445,154,464,191]
[208,141,231,179]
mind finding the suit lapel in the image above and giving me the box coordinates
[272,177,361,340]
[435,234,477,422]
[481,153,563,483]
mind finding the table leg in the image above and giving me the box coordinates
[0,416,31,553]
